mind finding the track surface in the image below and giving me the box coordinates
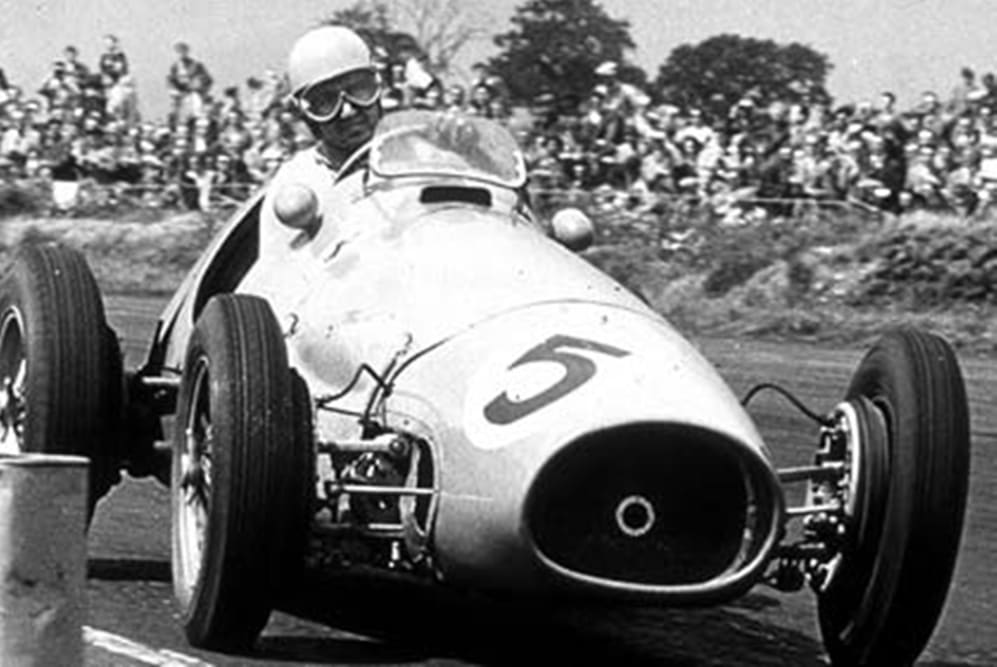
[85,295,997,666]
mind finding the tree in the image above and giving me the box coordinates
[324,1,392,38]
[324,0,482,75]
[654,34,833,120]
[324,2,420,61]
[487,0,645,113]
[393,0,487,73]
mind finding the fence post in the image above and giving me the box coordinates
[0,454,88,667]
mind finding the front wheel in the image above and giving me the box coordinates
[817,328,971,666]
[171,294,311,651]
[0,242,122,520]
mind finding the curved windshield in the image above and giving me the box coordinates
[369,110,527,188]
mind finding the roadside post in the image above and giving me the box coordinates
[0,454,88,666]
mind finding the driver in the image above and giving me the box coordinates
[260,25,384,254]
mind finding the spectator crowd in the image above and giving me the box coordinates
[522,64,997,219]
[4,35,997,219]
[0,36,298,211]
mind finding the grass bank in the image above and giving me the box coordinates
[0,212,221,295]
[583,204,997,355]
[1,204,994,355]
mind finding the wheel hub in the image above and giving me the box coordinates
[766,401,868,593]
[803,402,862,590]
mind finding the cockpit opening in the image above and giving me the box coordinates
[419,185,493,207]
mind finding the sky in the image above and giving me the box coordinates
[2,0,997,118]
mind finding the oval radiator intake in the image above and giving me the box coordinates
[524,422,782,600]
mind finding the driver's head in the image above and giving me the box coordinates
[287,25,383,165]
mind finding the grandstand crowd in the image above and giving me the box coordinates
[4,35,997,217]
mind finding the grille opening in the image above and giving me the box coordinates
[526,423,774,587]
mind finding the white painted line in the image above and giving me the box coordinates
[83,626,214,666]
[159,649,216,666]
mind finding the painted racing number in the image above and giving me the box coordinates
[483,335,629,425]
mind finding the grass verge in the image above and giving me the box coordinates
[2,207,994,356]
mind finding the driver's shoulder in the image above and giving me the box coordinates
[264,147,331,199]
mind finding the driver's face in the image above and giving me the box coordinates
[314,97,381,159]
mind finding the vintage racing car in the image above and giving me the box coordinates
[0,109,971,665]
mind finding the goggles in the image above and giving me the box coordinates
[297,69,381,122]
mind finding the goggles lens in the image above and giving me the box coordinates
[300,70,381,121]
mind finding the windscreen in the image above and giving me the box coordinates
[370,110,527,188]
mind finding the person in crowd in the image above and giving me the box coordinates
[106,74,140,124]
[244,69,286,121]
[487,96,510,123]
[907,144,946,208]
[675,108,715,148]
[167,41,214,124]
[62,46,90,89]
[0,111,27,171]
[594,60,655,139]
[670,135,704,194]
[594,61,650,115]
[977,73,997,109]
[212,150,252,200]
[874,91,899,127]
[217,85,242,119]
[950,67,979,116]
[379,61,406,110]
[973,142,997,214]
[400,47,437,107]
[0,66,10,105]
[442,84,466,113]
[469,62,509,104]
[98,34,129,87]
[218,108,252,154]
[189,115,216,156]
[78,73,107,118]
[943,145,981,214]
[413,81,444,110]
[38,60,79,112]
[467,82,495,117]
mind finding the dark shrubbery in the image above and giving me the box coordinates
[15,225,60,246]
[583,200,997,312]
[0,183,44,218]
[854,225,997,307]
[702,255,768,296]
[698,220,800,296]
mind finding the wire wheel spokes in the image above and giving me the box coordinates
[0,310,27,455]
[182,413,213,509]
[177,360,213,586]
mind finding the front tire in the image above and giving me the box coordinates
[171,294,310,651]
[817,328,971,666]
[0,242,122,519]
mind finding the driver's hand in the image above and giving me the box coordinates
[434,112,478,150]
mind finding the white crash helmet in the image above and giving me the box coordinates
[287,25,373,96]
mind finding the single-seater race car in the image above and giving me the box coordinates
[0,109,971,665]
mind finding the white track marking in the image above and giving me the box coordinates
[83,626,213,666]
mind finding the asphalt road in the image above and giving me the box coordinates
[82,295,997,666]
